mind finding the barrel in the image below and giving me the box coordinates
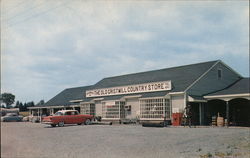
[212,116,217,126]
[217,117,224,127]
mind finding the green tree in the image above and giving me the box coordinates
[15,101,20,108]
[19,102,24,111]
[23,102,28,111]
[27,101,35,107]
[0,93,15,108]
[37,100,45,105]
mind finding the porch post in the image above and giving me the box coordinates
[226,101,229,127]
[38,109,40,122]
[119,102,120,119]
[199,103,202,125]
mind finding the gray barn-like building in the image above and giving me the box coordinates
[28,60,250,126]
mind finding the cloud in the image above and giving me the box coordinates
[123,31,154,41]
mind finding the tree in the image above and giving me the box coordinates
[0,93,15,108]
[19,102,24,111]
[27,101,35,107]
[23,102,28,111]
[15,101,20,108]
[37,100,45,106]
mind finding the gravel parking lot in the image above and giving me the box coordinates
[1,122,250,158]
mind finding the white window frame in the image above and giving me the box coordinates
[139,97,170,120]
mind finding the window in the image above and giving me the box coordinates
[65,112,72,115]
[54,112,63,116]
[125,105,132,115]
[125,105,131,112]
[73,111,79,115]
[102,101,125,119]
[80,103,95,116]
[218,69,222,79]
[140,98,170,119]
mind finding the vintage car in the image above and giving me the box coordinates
[1,113,23,122]
[42,110,93,127]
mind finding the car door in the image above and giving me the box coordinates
[11,114,18,121]
[72,111,83,124]
[64,111,74,124]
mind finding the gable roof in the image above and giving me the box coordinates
[205,78,250,96]
[42,60,226,107]
[93,60,219,93]
[43,85,93,106]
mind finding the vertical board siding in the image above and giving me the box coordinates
[187,62,241,96]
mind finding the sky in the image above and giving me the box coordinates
[1,0,249,104]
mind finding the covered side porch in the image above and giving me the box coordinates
[204,93,250,126]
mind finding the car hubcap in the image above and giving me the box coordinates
[85,119,91,125]
[58,122,64,127]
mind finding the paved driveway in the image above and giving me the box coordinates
[1,122,250,158]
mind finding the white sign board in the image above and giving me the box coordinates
[86,80,171,97]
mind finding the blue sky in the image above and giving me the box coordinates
[1,0,249,104]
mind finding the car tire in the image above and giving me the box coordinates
[77,123,82,125]
[84,119,91,125]
[51,124,56,127]
[58,122,64,127]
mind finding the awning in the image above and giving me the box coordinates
[188,95,207,102]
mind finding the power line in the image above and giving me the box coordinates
[4,1,69,28]
[3,1,47,22]
[2,0,33,16]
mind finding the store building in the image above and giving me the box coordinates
[28,60,250,126]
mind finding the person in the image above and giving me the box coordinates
[184,104,192,127]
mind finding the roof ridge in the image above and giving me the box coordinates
[100,60,220,80]
[65,85,93,90]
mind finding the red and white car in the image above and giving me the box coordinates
[42,110,93,127]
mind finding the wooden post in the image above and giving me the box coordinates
[199,103,202,126]
[118,102,120,119]
[38,109,40,122]
[226,101,229,127]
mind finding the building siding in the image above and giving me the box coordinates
[95,102,102,117]
[171,95,185,113]
[187,62,241,96]
[125,98,140,118]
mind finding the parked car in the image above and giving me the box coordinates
[1,113,23,122]
[42,110,94,127]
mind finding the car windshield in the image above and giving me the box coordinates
[6,113,17,116]
[74,111,79,115]
[54,112,63,116]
